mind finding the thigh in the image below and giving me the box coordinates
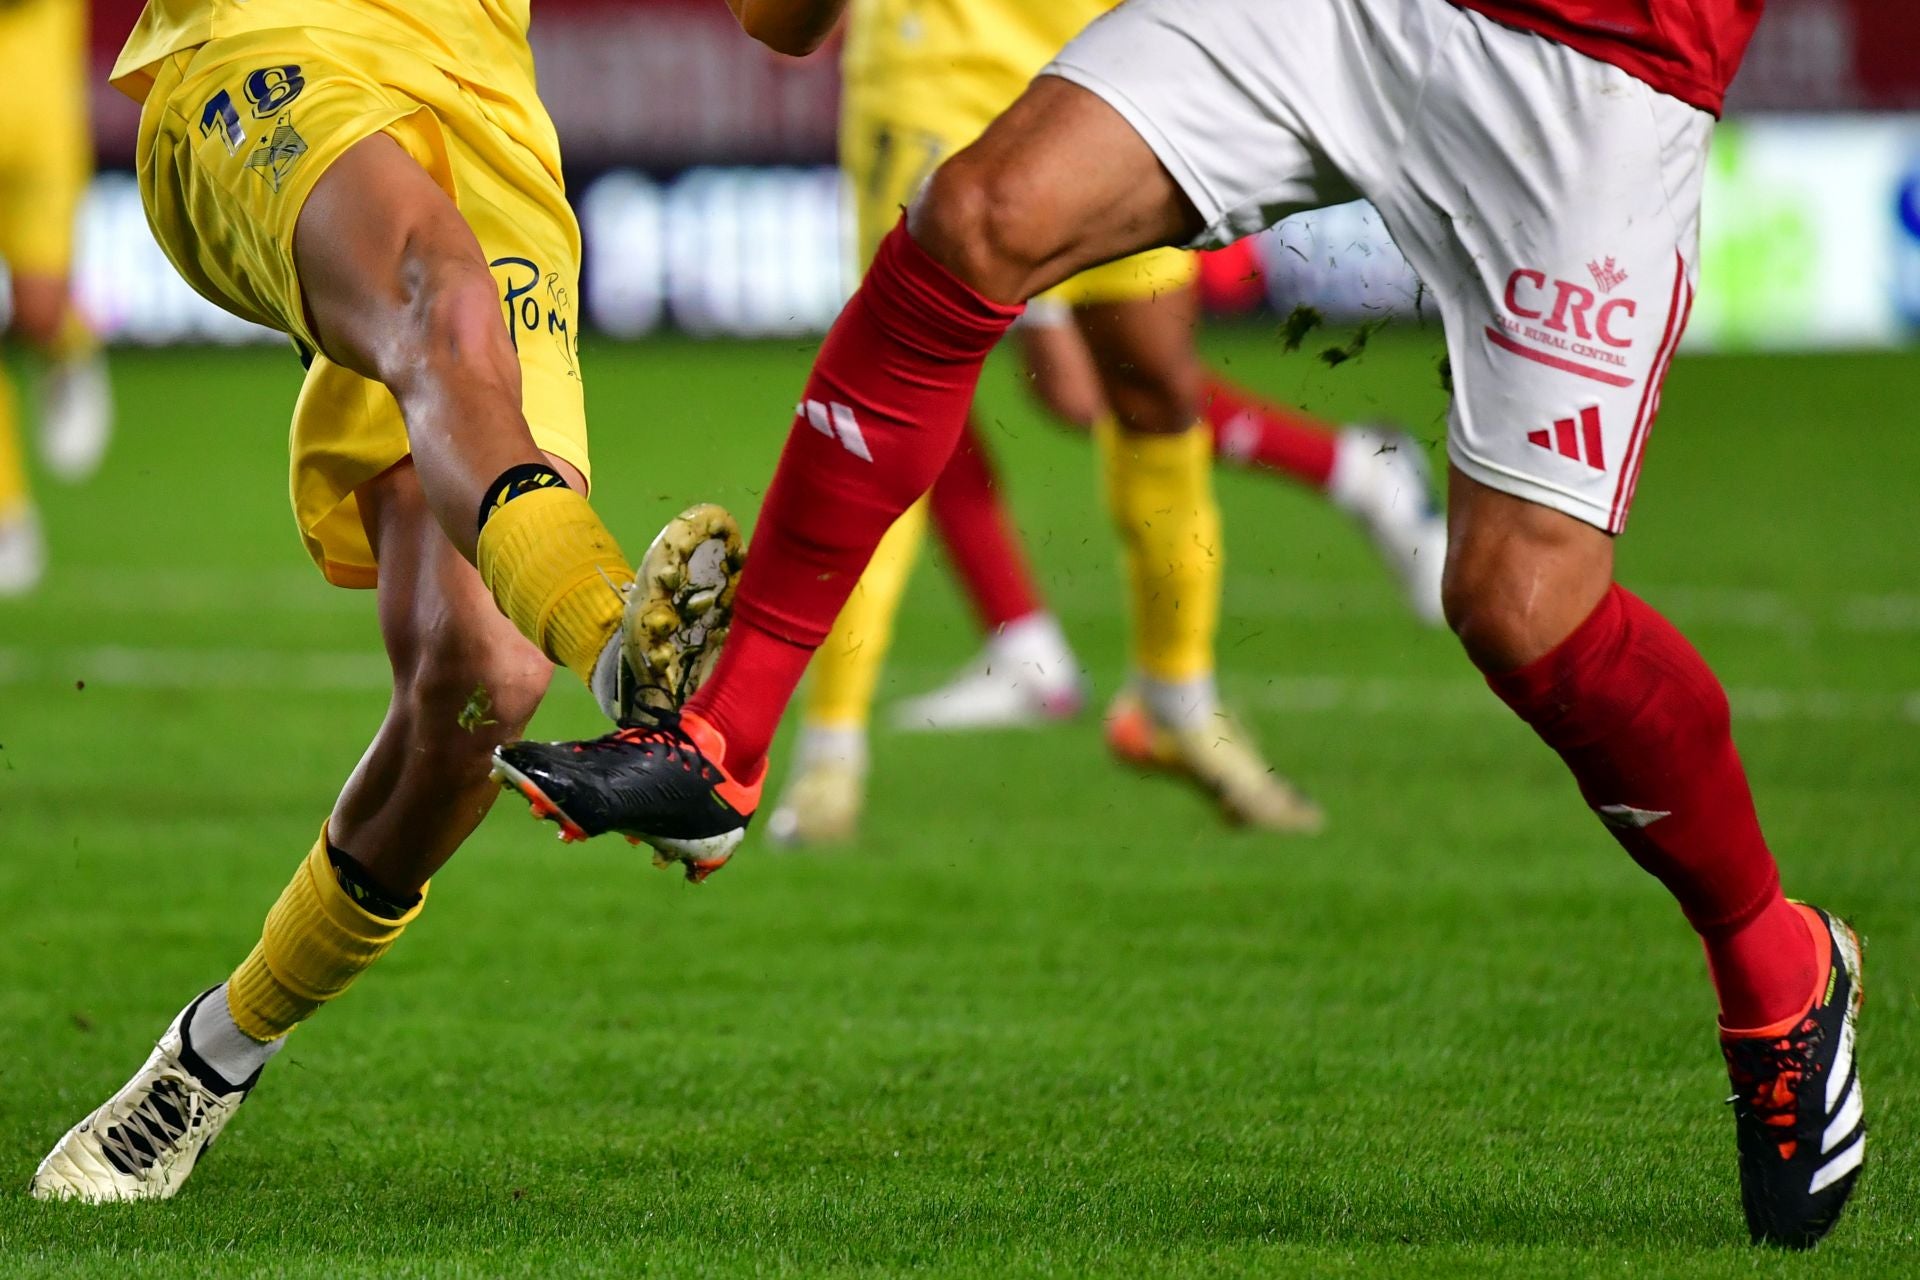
[291,180,587,593]
[1071,287,1204,435]
[1390,7,1713,535]
[213,36,586,587]
[1040,0,1372,250]
[138,32,439,346]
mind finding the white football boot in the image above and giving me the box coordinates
[31,992,261,1203]
[766,724,868,848]
[892,614,1087,732]
[1105,690,1325,833]
[39,353,113,483]
[0,505,46,597]
[1329,426,1447,627]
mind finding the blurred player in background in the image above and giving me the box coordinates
[0,0,115,596]
[765,0,1449,845]
[24,0,867,1202]
[501,0,1865,1247]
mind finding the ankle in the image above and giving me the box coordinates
[1708,897,1823,1032]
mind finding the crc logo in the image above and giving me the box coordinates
[490,256,579,380]
[1502,268,1637,351]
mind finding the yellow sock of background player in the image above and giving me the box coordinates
[0,360,43,597]
[765,500,930,844]
[0,364,27,525]
[806,500,931,731]
[1096,418,1223,726]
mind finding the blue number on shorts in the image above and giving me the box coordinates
[244,65,307,117]
[198,90,245,154]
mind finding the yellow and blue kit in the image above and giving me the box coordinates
[112,0,589,586]
[839,0,1194,298]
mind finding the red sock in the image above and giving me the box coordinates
[928,416,1044,631]
[1483,585,1818,1028]
[1200,375,1339,490]
[686,221,1021,779]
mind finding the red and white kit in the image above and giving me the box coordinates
[1046,0,1761,533]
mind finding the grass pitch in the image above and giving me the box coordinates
[0,327,1914,1276]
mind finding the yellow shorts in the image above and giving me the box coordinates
[0,0,91,278]
[136,27,589,588]
[840,105,1196,303]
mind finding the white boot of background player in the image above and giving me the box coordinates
[39,351,114,483]
[891,611,1086,732]
[0,503,46,597]
[1329,425,1447,626]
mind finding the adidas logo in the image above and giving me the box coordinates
[797,399,872,462]
[1528,406,1605,471]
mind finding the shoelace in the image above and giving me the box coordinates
[95,1073,210,1177]
[577,712,714,779]
[1724,1026,1822,1124]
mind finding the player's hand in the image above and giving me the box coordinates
[722,0,847,56]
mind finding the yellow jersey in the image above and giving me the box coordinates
[110,0,537,103]
[841,0,1115,126]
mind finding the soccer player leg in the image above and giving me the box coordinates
[1015,302,1107,430]
[898,415,1087,733]
[1202,372,1447,626]
[289,135,645,686]
[522,74,1202,841]
[1397,22,1858,1246]
[0,0,110,484]
[502,75,1194,864]
[769,501,931,847]
[28,460,547,1204]
[138,38,719,706]
[0,366,40,596]
[1071,279,1321,833]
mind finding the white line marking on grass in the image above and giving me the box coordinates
[1040,578,1920,636]
[0,645,389,692]
[23,570,1920,635]
[2,647,1914,725]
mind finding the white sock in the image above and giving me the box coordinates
[590,634,624,722]
[1326,426,1381,518]
[1138,673,1220,730]
[988,612,1077,683]
[794,722,868,773]
[182,984,283,1091]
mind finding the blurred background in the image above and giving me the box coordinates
[54,0,1920,354]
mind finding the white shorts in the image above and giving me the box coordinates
[1045,0,1714,533]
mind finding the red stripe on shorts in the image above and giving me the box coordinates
[1608,254,1690,531]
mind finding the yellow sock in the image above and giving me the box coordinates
[1096,418,1221,683]
[476,485,633,682]
[805,499,930,727]
[226,831,426,1042]
[0,361,27,521]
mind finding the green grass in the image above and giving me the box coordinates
[0,327,1915,1276]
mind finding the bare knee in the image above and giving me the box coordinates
[913,153,1064,303]
[390,626,551,773]
[1442,473,1615,672]
[1093,347,1201,435]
